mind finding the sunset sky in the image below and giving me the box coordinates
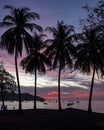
[0,0,103,100]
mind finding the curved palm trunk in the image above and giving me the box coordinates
[15,47,22,111]
[58,62,62,111]
[88,65,96,113]
[33,66,37,110]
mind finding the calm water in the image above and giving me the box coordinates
[1,100,104,113]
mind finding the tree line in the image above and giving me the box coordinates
[0,1,103,113]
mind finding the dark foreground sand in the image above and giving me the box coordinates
[0,108,104,130]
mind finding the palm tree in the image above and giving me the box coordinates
[0,5,42,111]
[20,33,51,110]
[74,27,104,113]
[44,21,75,111]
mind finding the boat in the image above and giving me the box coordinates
[67,102,74,106]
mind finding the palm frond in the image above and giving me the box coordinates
[74,27,104,76]
[3,15,14,22]
[25,12,40,20]
[21,7,30,12]
[32,24,43,32]
[4,5,15,10]
[0,22,14,28]
[45,27,57,36]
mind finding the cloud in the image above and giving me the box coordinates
[20,78,104,100]
[47,91,68,96]
[1,51,104,100]
[47,91,58,96]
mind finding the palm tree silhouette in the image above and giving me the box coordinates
[0,5,42,111]
[20,33,51,110]
[75,27,104,113]
[45,21,75,111]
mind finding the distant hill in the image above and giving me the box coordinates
[0,92,45,102]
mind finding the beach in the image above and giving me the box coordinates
[0,108,104,130]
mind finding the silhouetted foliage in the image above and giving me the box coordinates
[0,61,16,110]
[45,21,76,111]
[75,0,104,113]
[75,26,104,113]
[81,1,104,30]
[20,32,51,110]
[0,5,42,111]
[0,1,103,112]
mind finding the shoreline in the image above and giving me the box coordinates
[1,100,104,114]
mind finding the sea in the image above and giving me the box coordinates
[1,100,104,113]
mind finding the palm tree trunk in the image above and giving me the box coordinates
[58,62,62,111]
[15,46,22,111]
[1,69,5,110]
[88,65,96,113]
[1,87,5,110]
[33,66,37,110]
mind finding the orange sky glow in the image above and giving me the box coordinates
[40,90,104,100]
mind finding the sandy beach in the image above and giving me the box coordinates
[0,108,104,130]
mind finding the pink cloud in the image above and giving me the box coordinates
[41,90,104,100]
